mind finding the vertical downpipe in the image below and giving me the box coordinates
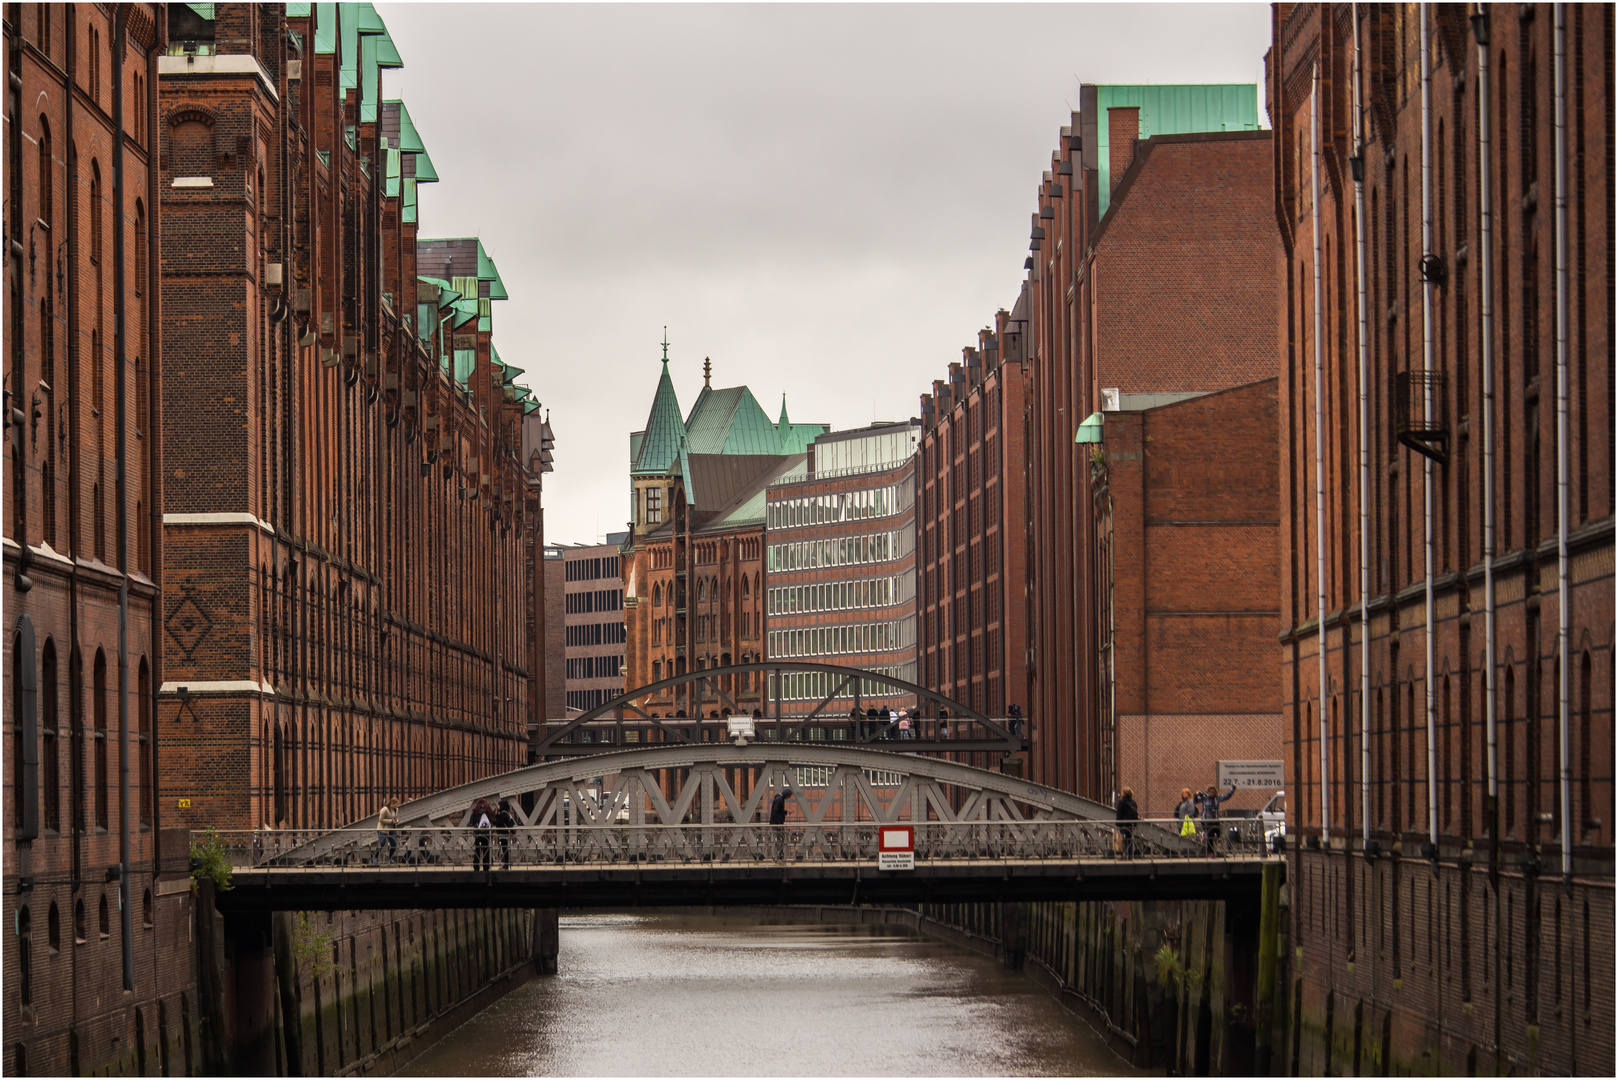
[1553,2,1571,880]
[1352,1,1372,843]
[1473,7,1499,865]
[1420,3,1438,851]
[112,5,134,991]
[1311,63,1329,842]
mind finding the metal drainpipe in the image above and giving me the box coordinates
[1420,3,1438,852]
[1311,62,1329,843]
[64,0,82,891]
[112,4,134,993]
[6,5,29,592]
[1553,1,1571,881]
[1473,6,1499,865]
[1352,1,1372,844]
[147,0,166,883]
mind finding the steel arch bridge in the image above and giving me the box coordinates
[211,743,1277,914]
[536,660,1023,757]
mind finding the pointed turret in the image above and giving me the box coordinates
[632,340,686,476]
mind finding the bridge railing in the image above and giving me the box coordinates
[207,819,1272,871]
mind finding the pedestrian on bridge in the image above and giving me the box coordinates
[375,799,400,865]
[898,709,912,740]
[1114,787,1139,859]
[472,798,495,871]
[769,784,790,859]
[1174,788,1200,844]
[495,799,517,869]
[1199,783,1237,855]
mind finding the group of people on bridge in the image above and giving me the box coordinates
[1112,781,1240,858]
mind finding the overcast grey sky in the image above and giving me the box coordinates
[380,2,1272,546]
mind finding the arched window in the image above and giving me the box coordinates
[68,647,83,834]
[93,649,107,830]
[47,901,60,952]
[138,658,152,826]
[653,583,661,607]
[134,199,146,297]
[38,116,52,228]
[142,889,152,928]
[696,579,705,604]
[89,160,102,264]
[98,892,110,938]
[17,906,31,1005]
[741,575,750,599]
[73,898,86,943]
[1580,651,1593,837]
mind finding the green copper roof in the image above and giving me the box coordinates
[476,241,508,301]
[287,3,312,17]
[1094,84,1259,218]
[684,386,782,456]
[314,3,337,54]
[632,359,686,476]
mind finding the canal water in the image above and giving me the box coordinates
[401,913,1145,1077]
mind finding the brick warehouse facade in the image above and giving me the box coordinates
[917,317,1031,760]
[1016,85,1278,800]
[764,421,921,722]
[1090,379,1282,817]
[621,352,820,721]
[3,4,203,1076]
[1267,4,1613,1074]
[156,3,547,834]
[561,537,626,714]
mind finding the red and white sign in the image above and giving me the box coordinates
[878,825,915,871]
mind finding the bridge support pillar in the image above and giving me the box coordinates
[532,908,559,975]
[1253,859,1284,1074]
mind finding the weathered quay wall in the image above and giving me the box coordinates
[190,884,558,1077]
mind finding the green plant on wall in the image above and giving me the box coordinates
[189,827,234,893]
[1153,941,1202,989]
[292,913,336,982]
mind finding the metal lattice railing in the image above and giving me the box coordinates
[207,819,1273,873]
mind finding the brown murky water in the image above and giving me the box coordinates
[400,913,1145,1077]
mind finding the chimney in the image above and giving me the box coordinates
[1107,106,1140,197]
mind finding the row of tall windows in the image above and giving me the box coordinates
[565,589,622,614]
[565,655,623,680]
[767,481,910,530]
[767,529,910,572]
[10,628,154,839]
[769,619,915,660]
[565,621,626,647]
[773,664,916,702]
[565,555,620,581]
[767,576,907,615]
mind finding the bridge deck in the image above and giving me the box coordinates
[216,855,1280,912]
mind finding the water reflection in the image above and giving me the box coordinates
[401,913,1145,1077]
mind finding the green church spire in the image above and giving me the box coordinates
[632,333,685,475]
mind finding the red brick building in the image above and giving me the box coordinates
[1268,5,1613,1073]
[156,2,545,835]
[1017,85,1278,800]
[764,421,920,723]
[541,543,566,726]
[621,353,819,720]
[2,4,203,1074]
[1089,379,1281,816]
[917,320,1031,745]
[561,536,627,713]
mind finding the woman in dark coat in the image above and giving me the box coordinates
[1114,787,1139,859]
